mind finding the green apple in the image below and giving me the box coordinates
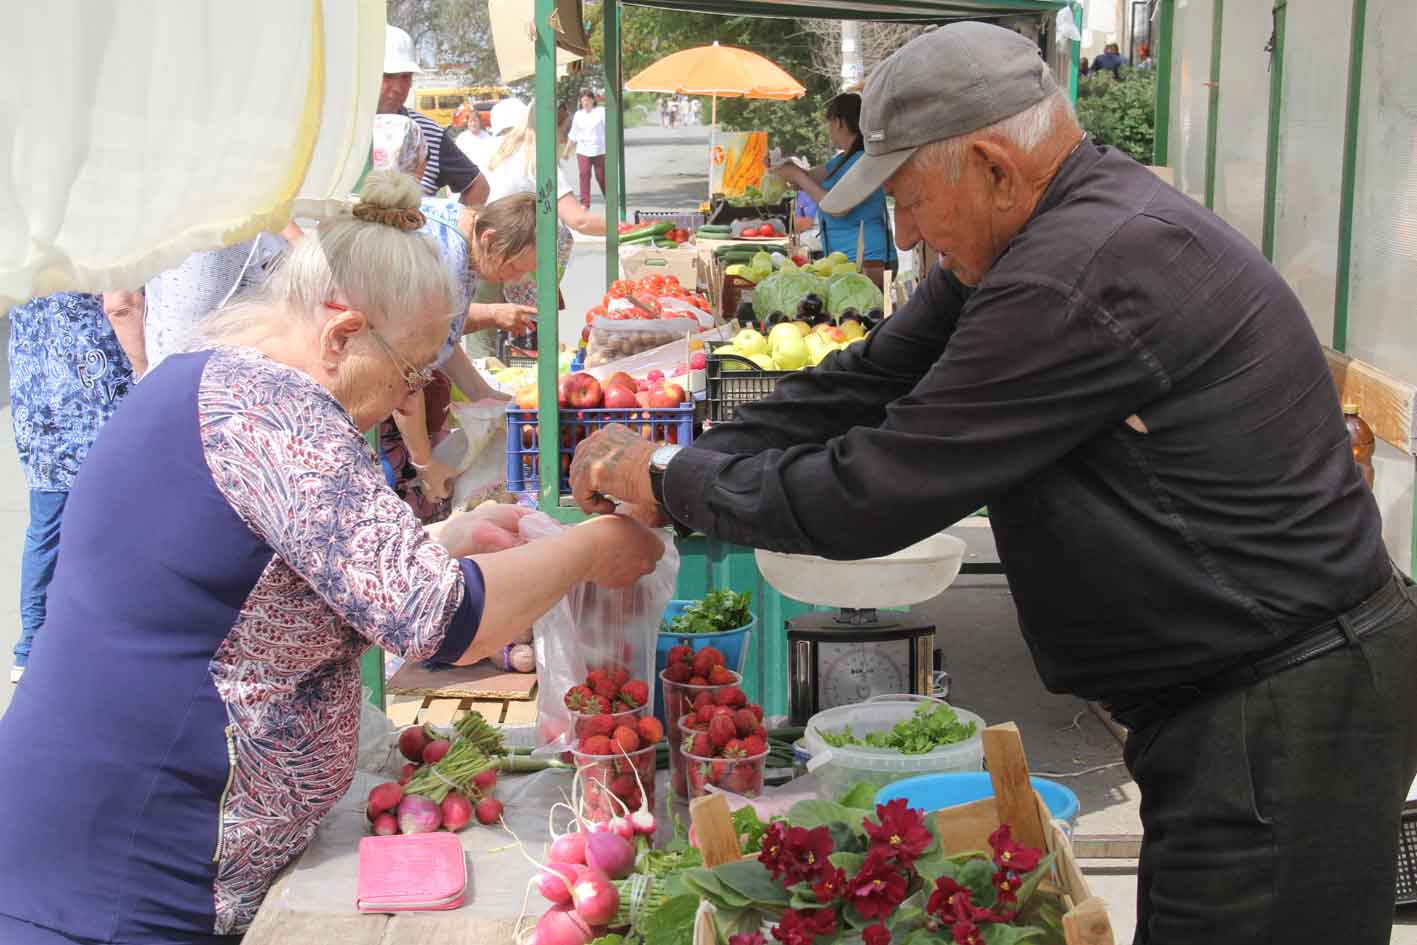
[768,322,803,351]
[839,319,865,340]
[748,353,778,371]
[732,328,769,357]
[772,332,809,370]
[793,320,812,337]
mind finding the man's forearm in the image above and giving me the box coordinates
[101,290,148,378]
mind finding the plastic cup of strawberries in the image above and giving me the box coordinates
[570,737,659,823]
[564,666,654,742]
[676,708,770,799]
[659,648,751,799]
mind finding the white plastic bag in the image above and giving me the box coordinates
[431,400,509,511]
[521,512,681,755]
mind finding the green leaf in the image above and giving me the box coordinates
[842,903,871,931]
[980,923,1047,945]
[827,851,866,875]
[956,859,997,909]
[838,781,880,810]
[683,869,751,909]
[732,804,768,854]
[713,858,790,907]
[641,895,699,945]
[1012,851,1058,909]
[589,935,627,945]
[787,799,868,835]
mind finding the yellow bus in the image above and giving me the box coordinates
[410,85,511,127]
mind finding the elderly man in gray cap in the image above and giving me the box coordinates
[570,22,1416,944]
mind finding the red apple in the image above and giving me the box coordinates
[646,369,665,384]
[661,382,687,406]
[603,384,637,409]
[560,372,603,409]
[604,372,636,393]
[635,391,651,408]
[689,351,707,370]
[648,389,679,409]
[514,385,538,410]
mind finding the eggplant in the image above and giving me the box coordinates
[799,292,825,318]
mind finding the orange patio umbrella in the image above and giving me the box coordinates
[625,42,806,196]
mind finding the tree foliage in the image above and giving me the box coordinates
[1075,67,1156,164]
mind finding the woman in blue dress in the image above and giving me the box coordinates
[770,93,897,268]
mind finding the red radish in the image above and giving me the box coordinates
[397,794,442,834]
[422,739,452,765]
[535,862,580,905]
[372,813,399,836]
[475,796,504,826]
[584,831,635,879]
[366,804,381,824]
[549,830,588,866]
[441,792,473,832]
[473,768,498,793]
[367,781,403,816]
[529,902,596,945]
[570,867,620,926]
[398,762,419,785]
[398,725,432,763]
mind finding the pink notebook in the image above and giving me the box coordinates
[356,832,467,913]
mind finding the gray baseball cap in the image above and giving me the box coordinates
[818,22,1058,215]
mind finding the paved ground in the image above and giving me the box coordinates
[3,123,1415,939]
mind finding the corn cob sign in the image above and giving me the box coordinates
[711,131,768,198]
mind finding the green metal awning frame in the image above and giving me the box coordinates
[526,0,1072,521]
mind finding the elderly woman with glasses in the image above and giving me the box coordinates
[0,171,665,945]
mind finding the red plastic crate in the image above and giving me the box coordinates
[505,404,696,498]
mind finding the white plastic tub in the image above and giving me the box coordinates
[801,695,985,801]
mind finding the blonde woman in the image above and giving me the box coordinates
[0,172,664,945]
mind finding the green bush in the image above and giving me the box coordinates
[1075,67,1156,164]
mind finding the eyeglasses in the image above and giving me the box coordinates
[324,301,435,394]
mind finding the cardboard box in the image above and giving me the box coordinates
[619,243,699,288]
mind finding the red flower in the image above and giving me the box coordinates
[987,824,1042,873]
[863,924,892,945]
[811,865,847,903]
[993,869,1021,906]
[759,822,788,879]
[863,798,934,867]
[729,935,766,945]
[782,825,836,884]
[926,877,996,925]
[951,920,985,945]
[844,850,909,920]
[771,908,836,945]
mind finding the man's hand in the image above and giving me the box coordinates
[430,503,532,557]
[412,459,457,502]
[570,425,658,515]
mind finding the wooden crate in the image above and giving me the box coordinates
[386,694,538,729]
[385,659,538,730]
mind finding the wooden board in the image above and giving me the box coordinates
[386,660,537,701]
[981,722,1050,854]
[1324,347,1417,456]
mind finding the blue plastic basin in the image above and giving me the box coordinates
[875,772,1080,827]
[653,600,755,723]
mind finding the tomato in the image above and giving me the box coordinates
[642,275,666,294]
[608,280,634,299]
[663,275,681,291]
[761,224,778,237]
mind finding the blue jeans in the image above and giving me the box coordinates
[15,490,67,667]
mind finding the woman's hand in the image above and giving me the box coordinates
[432,503,532,556]
[467,302,538,334]
[573,515,665,588]
[769,161,807,186]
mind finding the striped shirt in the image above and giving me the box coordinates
[403,108,480,197]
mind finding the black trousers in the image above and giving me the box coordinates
[1124,588,1417,944]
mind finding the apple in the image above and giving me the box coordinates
[732,328,769,357]
[559,372,603,409]
[648,389,678,409]
[825,326,848,344]
[605,371,636,393]
[646,369,665,384]
[661,382,687,405]
[772,333,809,370]
[636,378,650,391]
[793,321,812,337]
[635,390,652,408]
[603,384,637,409]
[768,323,803,351]
[515,385,538,410]
[671,364,688,377]
[689,351,707,370]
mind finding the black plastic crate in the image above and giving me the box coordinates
[1398,802,1417,905]
[706,196,794,227]
[634,208,706,231]
[705,352,791,423]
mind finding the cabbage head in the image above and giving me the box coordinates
[826,272,884,317]
[754,269,829,318]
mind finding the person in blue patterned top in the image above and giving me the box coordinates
[7,291,143,682]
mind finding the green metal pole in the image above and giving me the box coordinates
[603,0,623,288]
[1203,0,1224,209]
[1153,0,1175,166]
[360,424,385,708]
[1260,0,1286,261]
[1332,0,1367,353]
[533,0,562,511]
[1068,1,1082,104]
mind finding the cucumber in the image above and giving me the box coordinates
[697,224,733,235]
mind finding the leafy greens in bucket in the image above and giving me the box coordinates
[818,702,977,755]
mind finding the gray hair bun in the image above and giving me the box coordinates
[354,169,425,232]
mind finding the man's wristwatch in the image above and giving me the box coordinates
[648,445,683,513]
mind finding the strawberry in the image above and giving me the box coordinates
[687,732,713,757]
[749,703,764,721]
[680,712,701,732]
[584,694,612,715]
[708,713,736,749]
[618,679,649,708]
[666,644,694,665]
[733,708,759,737]
[691,648,721,677]
[722,738,748,759]
[585,669,611,692]
[709,760,730,784]
[696,704,718,724]
[580,713,617,738]
[637,716,664,744]
[564,685,595,711]
[743,734,767,757]
[723,762,763,796]
[608,668,630,689]
[664,662,693,684]
[753,725,769,741]
[592,677,620,702]
[707,664,736,686]
[714,686,746,708]
[692,691,715,713]
[689,675,709,686]
[612,725,642,754]
[609,774,642,808]
[672,766,688,796]
[581,734,612,755]
[711,704,735,719]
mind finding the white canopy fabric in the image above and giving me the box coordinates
[0,0,384,309]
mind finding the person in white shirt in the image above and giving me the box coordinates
[455,107,493,167]
[565,88,607,208]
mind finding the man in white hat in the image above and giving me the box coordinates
[380,25,487,204]
[571,21,1417,945]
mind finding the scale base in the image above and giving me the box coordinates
[786,609,938,726]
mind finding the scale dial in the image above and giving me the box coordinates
[817,640,910,709]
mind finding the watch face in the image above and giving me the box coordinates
[817,640,909,709]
